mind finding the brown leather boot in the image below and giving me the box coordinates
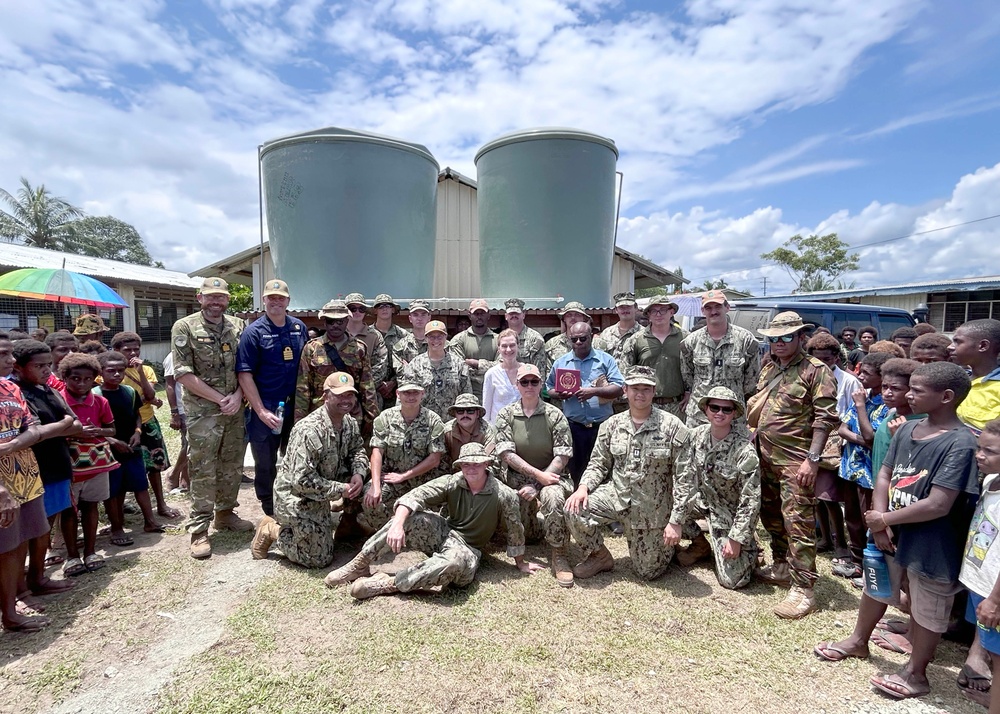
[572,545,615,579]
[551,547,574,588]
[773,586,817,619]
[251,516,280,559]
[214,509,254,532]
[190,532,211,559]
[324,552,373,587]
[676,532,712,567]
[350,572,399,600]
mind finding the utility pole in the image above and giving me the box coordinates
[762,277,767,296]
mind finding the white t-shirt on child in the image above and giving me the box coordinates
[960,473,1000,598]
[161,352,185,417]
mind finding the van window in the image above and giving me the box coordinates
[832,310,872,336]
[878,313,915,338]
[729,308,771,334]
[791,309,828,331]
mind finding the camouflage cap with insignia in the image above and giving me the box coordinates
[262,279,289,298]
[318,299,350,320]
[558,301,588,318]
[504,298,525,314]
[614,292,637,307]
[343,292,366,308]
[373,293,400,312]
[199,276,229,296]
[624,365,657,386]
[454,442,492,465]
[698,385,744,417]
[323,371,357,395]
[408,299,431,314]
[73,313,108,336]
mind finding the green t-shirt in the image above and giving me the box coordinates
[871,410,925,477]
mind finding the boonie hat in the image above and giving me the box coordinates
[373,294,400,312]
[319,299,350,320]
[624,365,657,386]
[469,299,490,313]
[343,292,366,308]
[73,314,108,336]
[504,298,525,314]
[408,299,431,314]
[758,311,813,338]
[701,290,726,307]
[199,276,229,296]
[644,296,679,314]
[698,386,744,417]
[448,393,486,416]
[516,364,542,381]
[323,372,357,395]
[263,279,289,298]
[558,301,588,318]
[454,442,492,465]
[614,292,637,307]
[425,320,448,335]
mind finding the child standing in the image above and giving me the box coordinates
[43,332,77,390]
[910,333,951,365]
[58,353,116,575]
[815,362,979,700]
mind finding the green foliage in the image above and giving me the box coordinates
[699,278,729,291]
[0,177,84,249]
[227,284,254,314]
[635,285,668,298]
[64,215,156,265]
[760,233,859,293]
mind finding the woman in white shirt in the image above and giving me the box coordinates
[483,329,521,424]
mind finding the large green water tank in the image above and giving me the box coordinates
[475,128,619,309]
[260,127,439,311]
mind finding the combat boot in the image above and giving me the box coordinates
[572,545,614,579]
[190,532,211,559]
[350,572,399,600]
[251,516,280,559]
[773,586,817,619]
[676,532,712,567]
[755,560,791,586]
[214,509,254,532]
[551,547,574,588]
[324,552,373,587]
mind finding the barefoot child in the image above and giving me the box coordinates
[815,362,979,701]
[96,351,163,543]
[58,353,116,575]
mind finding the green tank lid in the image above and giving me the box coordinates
[262,127,439,168]
[475,127,618,164]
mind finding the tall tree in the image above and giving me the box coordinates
[699,278,729,291]
[64,215,158,266]
[0,177,84,249]
[760,233,859,293]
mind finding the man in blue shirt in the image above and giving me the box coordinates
[546,321,624,485]
[237,279,308,516]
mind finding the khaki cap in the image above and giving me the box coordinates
[516,364,542,381]
[469,299,490,313]
[199,277,229,296]
[448,393,486,416]
[701,290,726,307]
[698,386,744,417]
[263,279,289,298]
[454,442,492,465]
[73,314,107,336]
[624,365,657,386]
[758,311,813,338]
[323,372,357,395]
[425,320,448,335]
[319,299,350,320]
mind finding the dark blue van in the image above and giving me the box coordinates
[728,300,916,342]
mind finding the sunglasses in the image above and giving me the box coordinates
[348,306,367,313]
[324,318,347,324]
[767,335,795,344]
[519,379,541,387]
[454,408,479,415]
[569,336,589,343]
[706,404,735,414]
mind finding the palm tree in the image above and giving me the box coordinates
[0,177,84,250]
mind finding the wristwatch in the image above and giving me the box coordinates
[806,451,821,463]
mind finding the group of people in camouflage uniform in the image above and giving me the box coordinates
[175,278,833,618]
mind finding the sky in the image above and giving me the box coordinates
[1,0,999,296]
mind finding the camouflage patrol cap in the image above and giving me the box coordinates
[199,276,229,296]
[614,292,637,307]
[504,298,525,314]
[396,380,426,393]
[323,372,357,395]
[318,299,350,320]
[623,365,657,386]
[373,294,400,312]
[758,311,812,338]
[448,393,486,416]
[425,320,448,336]
[343,292,366,308]
[698,386,745,417]
[454,442,492,465]
[73,313,108,336]
[262,279,289,298]
[408,299,431,314]
[643,295,679,313]
[558,301,588,318]
[701,290,726,307]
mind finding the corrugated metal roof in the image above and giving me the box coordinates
[766,275,1000,301]
[0,243,202,289]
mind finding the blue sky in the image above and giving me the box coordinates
[1,0,999,295]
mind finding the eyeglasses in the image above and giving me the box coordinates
[706,404,735,414]
[767,335,795,344]
[569,336,589,343]
[454,408,479,415]
[647,308,671,316]
[348,306,367,313]
[518,379,541,387]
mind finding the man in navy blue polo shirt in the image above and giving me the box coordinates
[546,321,625,486]
[237,279,308,516]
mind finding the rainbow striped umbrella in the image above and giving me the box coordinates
[0,267,128,308]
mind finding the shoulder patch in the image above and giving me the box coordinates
[174,334,187,347]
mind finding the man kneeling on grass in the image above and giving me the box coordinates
[324,442,542,599]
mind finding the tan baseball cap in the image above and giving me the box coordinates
[323,372,357,395]
[469,299,490,313]
[263,279,289,298]
[701,290,726,307]
[199,277,229,296]
[516,364,541,381]
[425,320,448,335]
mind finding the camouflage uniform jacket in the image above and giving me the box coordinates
[273,407,369,526]
[449,328,500,400]
[618,324,688,399]
[403,352,472,419]
[754,351,839,468]
[680,322,761,423]
[351,325,389,386]
[494,401,574,489]
[599,322,641,362]
[393,331,428,366]
[544,333,609,377]
[294,334,379,422]
[370,406,446,474]
[441,417,498,474]
[672,423,760,544]
[478,325,549,379]
[379,323,409,355]
[171,311,245,418]
[396,473,526,557]
[580,409,690,529]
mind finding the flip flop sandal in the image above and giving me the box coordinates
[875,618,909,635]
[871,674,930,700]
[44,552,65,566]
[813,642,868,662]
[957,663,993,692]
[4,616,49,633]
[84,554,105,572]
[63,558,87,577]
[109,534,134,546]
[870,630,911,655]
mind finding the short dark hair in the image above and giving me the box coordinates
[911,333,951,357]
[8,330,30,341]
[840,326,857,337]
[861,352,893,370]
[30,327,48,341]
[912,361,972,404]
[914,323,937,336]
[869,340,905,358]
[806,333,840,353]
[958,319,1000,353]
[97,351,128,368]
[12,339,50,366]
[45,331,78,348]
[110,331,142,349]
[59,352,101,379]
[0,331,9,342]
[78,341,107,355]
[859,326,878,339]
[880,358,920,382]
[983,418,1000,440]
[891,327,918,341]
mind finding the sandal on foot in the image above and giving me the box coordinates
[4,616,50,633]
[143,524,166,533]
[63,558,87,577]
[44,551,65,566]
[871,673,930,700]
[109,533,134,546]
[876,618,910,636]
[97,525,112,536]
[84,553,105,572]
[870,630,912,655]
[957,663,992,692]
[814,641,868,662]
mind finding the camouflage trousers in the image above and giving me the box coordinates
[681,503,757,590]
[759,457,818,588]
[566,483,686,581]
[185,410,246,535]
[519,483,569,548]
[358,475,434,532]
[278,513,337,569]
[361,511,480,592]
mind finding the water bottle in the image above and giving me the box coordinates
[271,401,285,435]
[862,534,892,599]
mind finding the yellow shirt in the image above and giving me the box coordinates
[957,376,1000,434]
[124,365,158,424]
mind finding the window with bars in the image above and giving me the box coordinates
[135,300,197,342]
[0,297,123,345]
[928,292,1000,332]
